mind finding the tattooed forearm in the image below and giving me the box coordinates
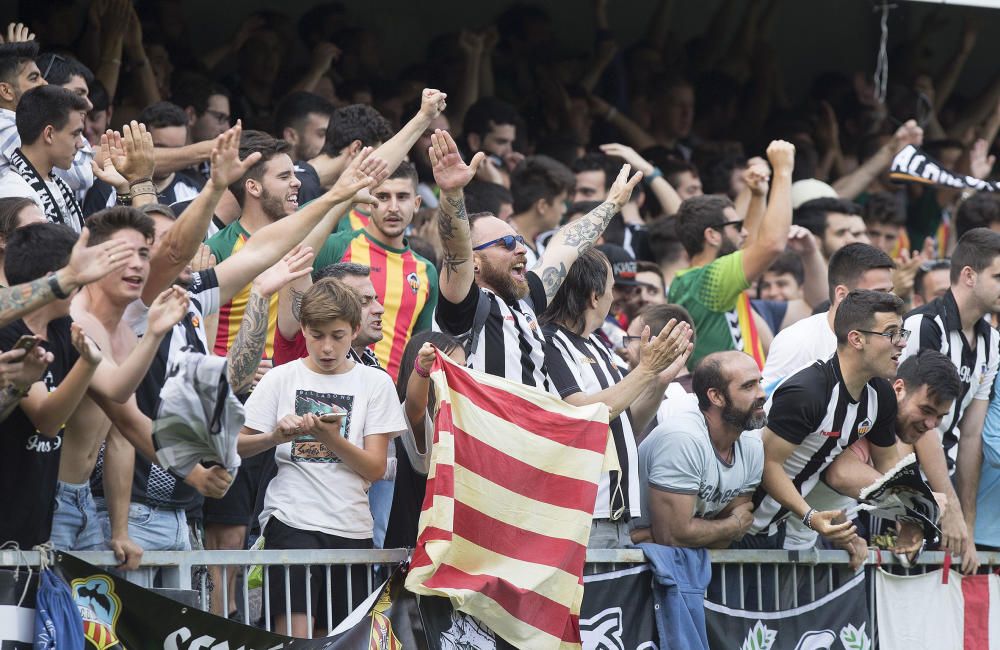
[437,207,456,243]
[540,262,568,300]
[560,201,617,253]
[445,193,468,221]
[228,290,270,395]
[0,277,56,329]
[441,253,469,280]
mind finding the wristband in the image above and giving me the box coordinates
[128,180,157,197]
[128,176,153,186]
[802,508,817,530]
[414,365,431,378]
[48,272,70,299]
[644,167,663,184]
[116,191,132,206]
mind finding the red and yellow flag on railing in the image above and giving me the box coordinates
[404,352,615,650]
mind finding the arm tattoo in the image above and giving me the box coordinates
[442,252,469,280]
[228,291,269,395]
[437,207,456,243]
[561,201,617,253]
[445,194,468,221]
[0,387,23,424]
[541,262,568,300]
[0,277,56,328]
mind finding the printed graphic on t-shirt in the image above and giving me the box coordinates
[291,389,354,463]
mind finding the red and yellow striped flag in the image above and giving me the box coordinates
[404,352,615,650]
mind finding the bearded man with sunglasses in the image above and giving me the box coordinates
[670,141,795,369]
[431,129,642,390]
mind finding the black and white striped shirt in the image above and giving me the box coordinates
[436,272,551,391]
[902,290,999,468]
[750,355,897,536]
[544,325,638,521]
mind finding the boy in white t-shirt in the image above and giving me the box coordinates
[238,278,406,637]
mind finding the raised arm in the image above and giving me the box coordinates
[599,143,682,216]
[0,230,130,329]
[142,123,260,304]
[833,120,923,200]
[214,147,385,306]
[82,287,189,403]
[91,123,159,213]
[18,325,101,438]
[740,141,794,283]
[535,164,642,300]
[227,246,313,394]
[430,130,486,303]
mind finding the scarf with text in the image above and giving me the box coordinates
[7,148,83,232]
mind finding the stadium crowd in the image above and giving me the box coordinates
[1,0,1000,636]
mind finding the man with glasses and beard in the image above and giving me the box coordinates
[629,350,766,549]
[749,290,908,563]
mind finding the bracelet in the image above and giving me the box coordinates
[116,191,132,206]
[128,180,157,197]
[48,272,70,299]
[414,365,430,378]
[644,167,663,183]
[802,508,817,530]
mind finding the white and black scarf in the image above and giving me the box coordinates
[8,148,83,232]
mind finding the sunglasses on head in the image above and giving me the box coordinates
[473,234,526,251]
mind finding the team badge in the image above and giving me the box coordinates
[369,581,402,649]
[407,272,420,295]
[856,417,873,436]
[71,575,125,650]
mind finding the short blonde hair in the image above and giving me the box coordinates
[298,278,361,329]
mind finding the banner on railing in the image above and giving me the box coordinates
[52,553,425,650]
[705,568,871,650]
[876,568,1000,650]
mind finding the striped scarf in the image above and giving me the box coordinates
[7,148,83,232]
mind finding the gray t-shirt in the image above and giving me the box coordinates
[633,400,764,531]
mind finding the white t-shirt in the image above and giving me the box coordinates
[761,312,836,394]
[243,359,406,539]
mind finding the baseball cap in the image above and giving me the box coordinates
[596,244,639,286]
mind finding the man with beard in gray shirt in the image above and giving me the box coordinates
[631,350,764,548]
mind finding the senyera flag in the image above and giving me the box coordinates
[405,351,615,650]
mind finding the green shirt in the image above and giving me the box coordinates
[668,250,750,367]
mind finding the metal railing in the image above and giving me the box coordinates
[2,548,998,639]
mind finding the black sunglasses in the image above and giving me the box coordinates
[473,234,526,251]
[712,219,744,231]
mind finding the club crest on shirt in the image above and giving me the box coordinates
[856,417,873,436]
[407,271,420,295]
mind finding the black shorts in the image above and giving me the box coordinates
[263,516,373,629]
[202,452,267,526]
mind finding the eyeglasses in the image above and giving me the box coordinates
[41,54,65,80]
[711,219,744,231]
[473,234,526,251]
[622,335,643,346]
[855,328,911,345]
